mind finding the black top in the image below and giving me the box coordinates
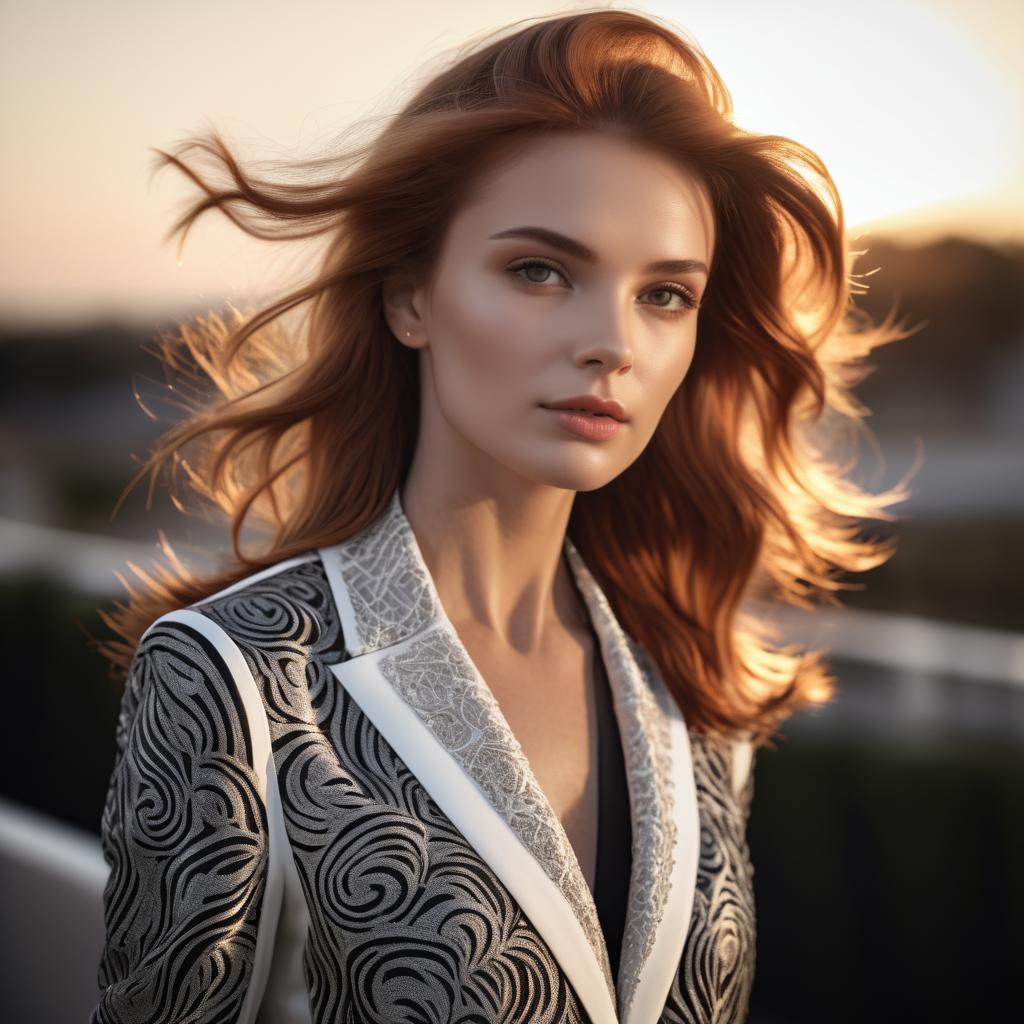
[591,631,633,986]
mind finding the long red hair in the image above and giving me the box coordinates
[94,8,916,749]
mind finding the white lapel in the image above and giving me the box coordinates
[563,538,701,1024]
[318,487,699,1024]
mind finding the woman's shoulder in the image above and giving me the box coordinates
[182,546,346,672]
[127,547,344,745]
[194,548,326,609]
[136,547,339,685]
[200,546,339,641]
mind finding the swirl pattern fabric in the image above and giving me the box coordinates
[199,558,592,1022]
[663,731,757,1022]
[92,620,269,1023]
[92,554,757,1022]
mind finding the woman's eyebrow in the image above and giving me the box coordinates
[488,225,709,278]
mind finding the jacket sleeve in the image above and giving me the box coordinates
[91,613,272,1024]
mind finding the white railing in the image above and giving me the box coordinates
[0,797,108,1022]
[768,603,1024,688]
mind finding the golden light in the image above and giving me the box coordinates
[650,0,1016,233]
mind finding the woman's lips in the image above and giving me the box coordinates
[543,406,623,440]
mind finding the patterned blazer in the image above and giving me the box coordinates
[91,486,757,1023]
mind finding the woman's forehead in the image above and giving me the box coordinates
[449,132,715,267]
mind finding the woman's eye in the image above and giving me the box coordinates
[644,286,700,312]
[508,259,567,287]
[506,258,699,315]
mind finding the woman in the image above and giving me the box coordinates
[90,8,910,1023]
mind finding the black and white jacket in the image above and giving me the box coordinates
[91,486,757,1023]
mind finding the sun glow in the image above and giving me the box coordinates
[651,0,1016,233]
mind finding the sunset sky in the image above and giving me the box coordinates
[2,0,1021,326]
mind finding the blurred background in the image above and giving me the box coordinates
[1,0,1021,1021]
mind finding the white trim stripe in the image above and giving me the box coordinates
[627,700,700,1024]
[193,552,320,606]
[154,609,287,1024]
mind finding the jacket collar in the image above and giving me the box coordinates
[318,487,700,1024]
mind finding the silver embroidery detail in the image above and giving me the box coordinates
[334,489,438,653]
[566,543,679,1018]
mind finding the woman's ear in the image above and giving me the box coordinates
[381,272,428,350]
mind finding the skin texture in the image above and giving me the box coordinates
[381,129,715,885]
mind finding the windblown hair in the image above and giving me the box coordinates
[94,7,915,749]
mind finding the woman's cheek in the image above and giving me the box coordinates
[445,284,516,364]
[651,331,698,394]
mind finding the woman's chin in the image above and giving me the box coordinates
[522,453,626,494]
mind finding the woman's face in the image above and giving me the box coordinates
[390,129,715,494]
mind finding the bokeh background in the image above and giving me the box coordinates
[1,1,1021,1021]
